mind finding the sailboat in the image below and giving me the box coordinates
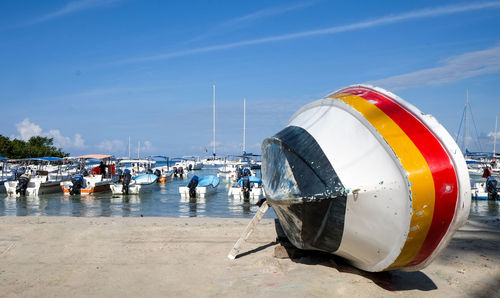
[203,85,225,166]
[455,90,492,176]
[471,115,500,200]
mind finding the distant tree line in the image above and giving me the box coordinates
[0,135,69,159]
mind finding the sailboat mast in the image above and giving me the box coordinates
[243,98,246,153]
[494,115,498,155]
[128,136,131,159]
[138,141,140,159]
[212,84,216,157]
[463,89,469,152]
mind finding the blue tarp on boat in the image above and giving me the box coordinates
[198,175,219,188]
[133,174,158,184]
[24,157,63,161]
[236,176,262,187]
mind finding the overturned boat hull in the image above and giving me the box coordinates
[262,85,471,272]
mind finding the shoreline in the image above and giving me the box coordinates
[0,216,498,297]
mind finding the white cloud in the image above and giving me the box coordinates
[112,1,500,65]
[16,118,42,141]
[74,134,85,148]
[25,0,124,26]
[98,140,124,152]
[368,44,500,90]
[15,118,86,149]
[142,140,153,151]
[188,1,316,43]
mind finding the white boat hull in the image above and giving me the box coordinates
[179,185,217,198]
[5,179,64,197]
[228,186,265,200]
[61,175,111,195]
[111,182,155,195]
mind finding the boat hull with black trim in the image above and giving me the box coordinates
[261,85,470,272]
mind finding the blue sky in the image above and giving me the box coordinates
[1,0,500,157]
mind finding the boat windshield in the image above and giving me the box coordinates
[262,125,345,203]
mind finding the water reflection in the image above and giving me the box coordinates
[0,168,275,218]
[470,199,500,218]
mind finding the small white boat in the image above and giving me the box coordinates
[0,157,12,194]
[61,174,112,195]
[228,176,265,201]
[179,175,219,198]
[154,167,174,182]
[5,174,66,196]
[172,166,188,178]
[111,173,158,195]
[218,164,255,182]
[116,158,156,175]
[60,154,115,195]
[174,157,204,171]
[5,157,70,196]
[150,156,174,182]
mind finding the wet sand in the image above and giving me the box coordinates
[0,216,498,297]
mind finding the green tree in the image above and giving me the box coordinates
[0,134,68,159]
[0,135,12,157]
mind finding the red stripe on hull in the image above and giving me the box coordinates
[340,87,458,267]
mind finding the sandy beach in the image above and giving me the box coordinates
[0,215,498,297]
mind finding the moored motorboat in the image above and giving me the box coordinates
[60,154,115,195]
[261,85,470,272]
[471,168,499,200]
[179,175,219,198]
[111,173,158,195]
[5,157,70,196]
[228,176,265,201]
[0,156,12,194]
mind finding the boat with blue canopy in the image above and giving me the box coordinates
[179,175,219,198]
[5,156,70,196]
[111,173,158,195]
[228,176,265,201]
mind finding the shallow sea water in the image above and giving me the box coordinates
[0,167,498,219]
[0,167,275,218]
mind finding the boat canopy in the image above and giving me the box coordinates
[151,155,169,159]
[198,175,220,188]
[71,154,112,160]
[24,157,63,162]
[133,174,158,184]
[117,159,154,164]
[236,176,262,187]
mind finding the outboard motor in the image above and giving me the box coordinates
[122,169,132,195]
[173,167,178,177]
[243,168,251,177]
[13,168,25,180]
[154,169,161,179]
[16,173,30,196]
[179,167,184,177]
[116,169,123,180]
[486,177,498,200]
[241,177,251,201]
[146,168,153,174]
[187,175,199,198]
[188,164,193,171]
[236,168,242,181]
[69,174,84,195]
